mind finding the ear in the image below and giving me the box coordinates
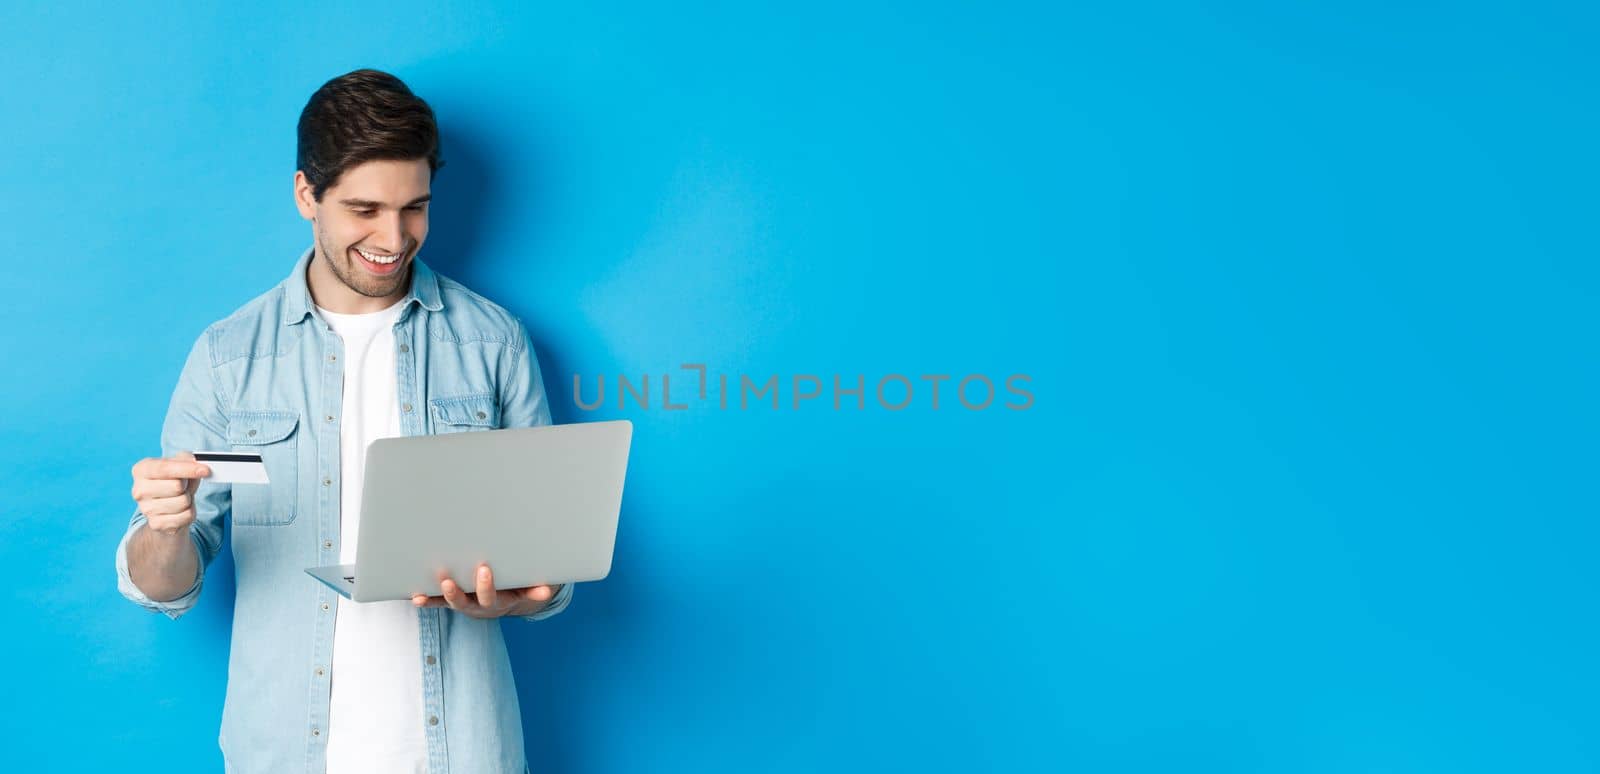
[293,171,317,221]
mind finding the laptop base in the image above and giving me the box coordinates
[305,564,357,599]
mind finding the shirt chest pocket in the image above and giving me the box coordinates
[227,409,300,526]
[429,393,500,434]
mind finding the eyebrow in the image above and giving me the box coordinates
[337,194,432,208]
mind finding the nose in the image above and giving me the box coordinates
[372,211,406,254]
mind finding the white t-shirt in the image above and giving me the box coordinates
[318,299,429,774]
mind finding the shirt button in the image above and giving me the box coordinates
[428,716,439,726]
[426,654,436,666]
[325,415,335,423]
[399,344,409,353]
[323,540,333,549]
[322,478,332,487]
[402,403,413,413]
[321,602,330,611]
[328,354,337,362]
[476,411,487,420]
[315,667,325,677]
[311,726,321,737]
[247,429,257,437]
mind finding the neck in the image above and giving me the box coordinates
[306,248,408,314]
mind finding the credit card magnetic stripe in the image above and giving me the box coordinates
[194,452,264,463]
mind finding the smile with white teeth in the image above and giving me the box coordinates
[356,247,404,264]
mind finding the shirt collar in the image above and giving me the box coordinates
[282,245,443,326]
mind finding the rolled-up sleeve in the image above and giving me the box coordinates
[114,329,231,620]
[522,581,574,622]
[115,519,206,619]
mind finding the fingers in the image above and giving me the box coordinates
[132,456,211,484]
[139,494,192,517]
[132,477,189,501]
[144,504,196,533]
[185,457,212,479]
[475,565,497,609]
[414,571,534,618]
[130,453,211,528]
[440,578,481,616]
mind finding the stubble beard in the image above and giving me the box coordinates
[317,231,410,299]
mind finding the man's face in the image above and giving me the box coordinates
[294,158,431,303]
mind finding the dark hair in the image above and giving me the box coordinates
[296,69,443,201]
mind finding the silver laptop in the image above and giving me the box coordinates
[306,419,632,602]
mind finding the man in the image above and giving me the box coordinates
[115,69,570,774]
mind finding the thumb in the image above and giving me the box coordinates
[173,451,201,497]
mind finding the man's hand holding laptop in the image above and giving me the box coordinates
[411,565,564,619]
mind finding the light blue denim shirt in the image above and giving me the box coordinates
[115,247,572,773]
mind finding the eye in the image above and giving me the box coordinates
[405,204,426,212]
[353,209,376,217]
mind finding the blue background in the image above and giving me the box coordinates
[2,2,1596,771]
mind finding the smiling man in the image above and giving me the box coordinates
[114,69,569,774]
